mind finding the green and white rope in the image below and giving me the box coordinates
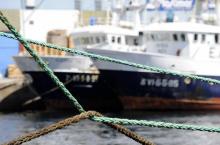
[0,32,220,85]
[93,116,220,133]
[2,11,220,136]
[0,11,85,113]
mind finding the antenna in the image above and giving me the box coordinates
[106,0,111,25]
[192,0,203,22]
[111,0,146,27]
[111,0,123,26]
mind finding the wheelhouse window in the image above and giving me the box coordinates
[151,34,155,40]
[180,34,185,41]
[96,37,100,43]
[134,38,138,46]
[117,37,121,44]
[112,36,115,43]
[194,34,198,41]
[173,34,178,41]
[215,34,219,43]
[202,34,205,42]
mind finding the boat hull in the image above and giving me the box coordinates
[28,70,220,111]
[13,55,123,111]
[98,70,220,110]
[25,71,123,111]
[81,48,220,110]
[14,55,220,110]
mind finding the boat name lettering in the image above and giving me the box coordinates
[140,78,179,88]
[65,74,99,83]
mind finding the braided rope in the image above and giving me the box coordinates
[3,111,154,145]
[93,116,220,133]
[2,9,220,145]
[0,11,154,145]
[0,32,220,85]
[1,10,220,134]
[0,11,85,113]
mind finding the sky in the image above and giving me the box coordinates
[0,0,199,11]
[0,0,211,24]
[0,0,110,10]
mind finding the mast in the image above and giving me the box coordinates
[111,0,146,27]
[106,0,111,25]
[130,0,141,26]
[192,0,203,22]
[111,0,123,26]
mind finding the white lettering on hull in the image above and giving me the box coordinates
[140,78,179,88]
[65,74,99,83]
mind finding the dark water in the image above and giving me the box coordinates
[1,111,220,145]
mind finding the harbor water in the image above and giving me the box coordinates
[1,111,220,145]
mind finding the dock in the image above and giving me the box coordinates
[0,78,44,111]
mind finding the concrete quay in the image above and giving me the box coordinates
[0,77,44,111]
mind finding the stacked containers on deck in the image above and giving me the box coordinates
[46,29,67,56]
[19,29,70,56]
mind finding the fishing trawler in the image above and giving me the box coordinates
[15,0,220,110]
[73,0,220,110]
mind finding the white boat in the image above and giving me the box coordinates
[72,0,220,110]
[15,0,220,110]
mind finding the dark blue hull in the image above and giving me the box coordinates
[100,70,220,99]
[26,70,220,110]
[26,72,123,111]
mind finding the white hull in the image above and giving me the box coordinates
[13,55,97,73]
[86,48,220,76]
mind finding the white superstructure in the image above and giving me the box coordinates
[15,0,220,77]
[70,0,220,76]
[13,0,220,111]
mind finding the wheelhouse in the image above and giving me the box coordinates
[144,22,220,59]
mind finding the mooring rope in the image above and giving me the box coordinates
[0,32,220,85]
[0,11,85,113]
[0,11,153,145]
[1,9,220,145]
[93,116,220,133]
[3,111,154,145]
